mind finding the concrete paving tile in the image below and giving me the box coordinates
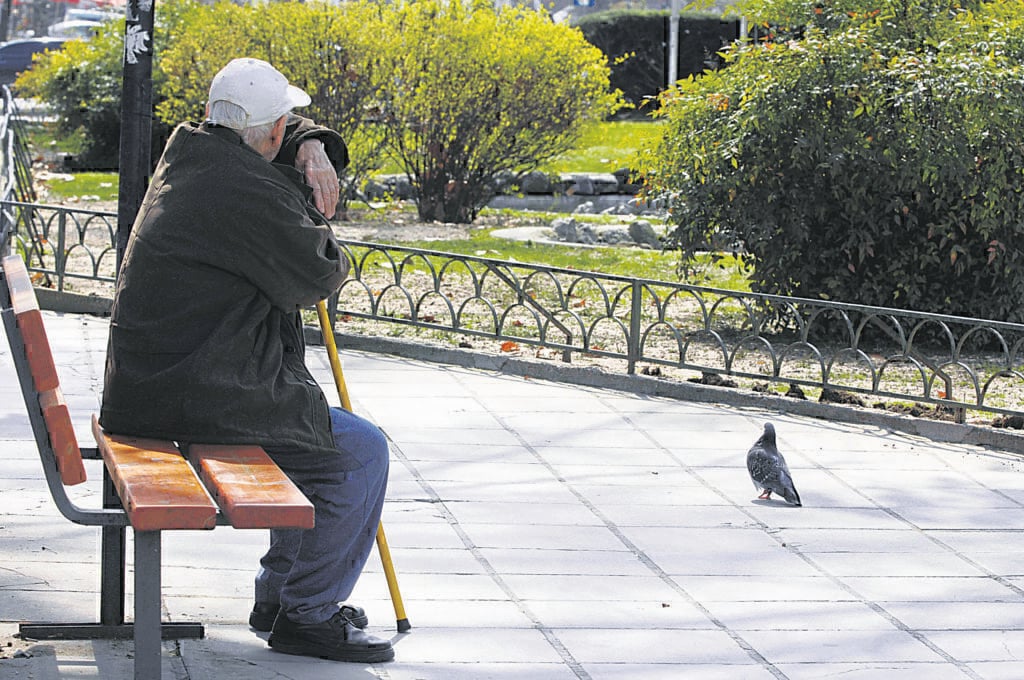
[671,575,858,602]
[841,576,1021,603]
[600,503,754,528]
[0,559,108,596]
[614,410,755,430]
[740,629,945,663]
[361,598,535,629]
[881,601,1024,630]
[499,412,639,432]
[583,663,779,680]
[381,478,432,501]
[703,600,896,631]
[459,523,623,551]
[0,587,98,624]
[386,426,524,447]
[474,394,620,415]
[811,551,986,577]
[365,521,468,550]
[384,662,578,680]
[500,574,681,602]
[778,527,949,554]
[746,506,909,530]
[574,483,725,506]
[835,470,1019,509]
[665,448,752,467]
[923,630,1024,662]
[966,661,1024,679]
[624,525,785,556]
[516,427,660,450]
[549,464,700,489]
[891,507,1024,531]
[649,547,821,578]
[381,547,488,575]
[443,501,603,526]
[159,543,264,571]
[0,632,193,680]
[477,548,648,577]
[428,479,582,504]
[391,442,536,464]
[927,530,1024,554]
[389,627,563,663]
[372,407,505,430]
[776,663,975,680]
[524,598,713,629]
[555,628,751,664]
[532,445,682,467]
[413,461,558,484]
[653,429,766,452]
[382,573,508,601]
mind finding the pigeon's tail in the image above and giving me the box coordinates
[779,469,802,506]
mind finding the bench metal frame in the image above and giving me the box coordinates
[0,256,314,679]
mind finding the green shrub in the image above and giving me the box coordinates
[377,0,623,223]
[17,27,136,168]
[643,0,1024,323]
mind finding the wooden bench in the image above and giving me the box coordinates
[1,254,315,680]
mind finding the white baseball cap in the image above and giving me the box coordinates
[207,58,311,130]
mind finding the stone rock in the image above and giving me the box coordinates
[552,217,579,242]
[519,171,555,194]
[628,220,661,249]
[572,201,596,215]
[597,226,632,245]
[577,224,598,244]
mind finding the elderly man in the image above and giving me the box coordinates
[100,58,393,664]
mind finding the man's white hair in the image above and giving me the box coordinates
[238,120,277,148]
[208,99,278,147]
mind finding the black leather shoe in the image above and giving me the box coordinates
[249,602,368,632]
[269,609,394,663]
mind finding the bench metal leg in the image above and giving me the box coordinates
[18,477,204,643]
[134,530,162,680]
[101,469,127,627]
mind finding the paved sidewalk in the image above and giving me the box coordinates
[3,312,1024,680]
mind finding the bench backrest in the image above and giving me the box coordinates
[2,254,87,485]
[3,253,314,532]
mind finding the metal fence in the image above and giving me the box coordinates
[5,198,1024,422]
[2,81,1022,421]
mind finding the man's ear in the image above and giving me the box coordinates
[272,115,288,143]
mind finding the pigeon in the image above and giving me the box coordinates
[746,422,802,506]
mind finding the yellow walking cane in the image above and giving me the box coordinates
[316,299,411,633]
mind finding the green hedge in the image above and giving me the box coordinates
[643,0,1024,323]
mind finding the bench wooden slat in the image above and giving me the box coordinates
[187,444,315,529]
[92,416,217,531]
[4,255,87,486]
[38,387,87,485]
[3,255,58,392]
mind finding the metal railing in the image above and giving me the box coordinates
[4,199,1024,421]
[1,83,1021,420]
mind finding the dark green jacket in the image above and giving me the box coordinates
[99,118,349,462]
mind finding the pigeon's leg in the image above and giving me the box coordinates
[758,489,772,500]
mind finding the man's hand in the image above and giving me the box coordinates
[296,139,340,219]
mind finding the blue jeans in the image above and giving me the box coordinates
[255,407,389,625]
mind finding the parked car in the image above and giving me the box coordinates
[47,20,103,39]
[0,37,68,86]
